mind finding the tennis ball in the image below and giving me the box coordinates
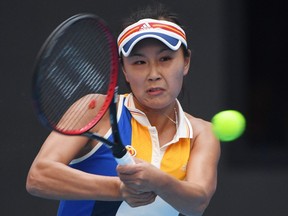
[211,110,246,142]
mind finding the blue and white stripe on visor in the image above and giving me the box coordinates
[121,32,182,57]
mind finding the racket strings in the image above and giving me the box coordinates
[61,21,111,130]
[36,17,117,133]
[57,94,102,131]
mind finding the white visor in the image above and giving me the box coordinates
[117,18,187,57]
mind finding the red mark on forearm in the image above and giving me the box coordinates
[88,99,96,109]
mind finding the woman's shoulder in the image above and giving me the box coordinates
[184,112,220,154]
[184,112,213,134]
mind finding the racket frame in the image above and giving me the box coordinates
[31,13,132,161]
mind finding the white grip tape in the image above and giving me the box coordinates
[115,151,135,165]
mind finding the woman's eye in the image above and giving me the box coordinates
[134,60,145,65]
[160,56,171,61]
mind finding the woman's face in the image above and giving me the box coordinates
[122,38,190,111]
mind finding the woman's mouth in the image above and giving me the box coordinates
[147,87,164,95]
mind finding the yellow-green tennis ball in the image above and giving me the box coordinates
[211,110,246,142]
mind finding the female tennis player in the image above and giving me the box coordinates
[26,3,220,216]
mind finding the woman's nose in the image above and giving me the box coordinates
[148,65,161,81]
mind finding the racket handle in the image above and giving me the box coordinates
[115,151,135,165]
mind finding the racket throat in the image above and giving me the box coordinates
[84,132,126,158]
[111,145,127,158]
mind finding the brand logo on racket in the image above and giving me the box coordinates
[125,145,137,157]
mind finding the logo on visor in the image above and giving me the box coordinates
[140,23,151,31]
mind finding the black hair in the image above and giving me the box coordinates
[121,2,183,30]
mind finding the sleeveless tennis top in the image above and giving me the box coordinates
[57,93,193,216]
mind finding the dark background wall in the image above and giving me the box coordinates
[1,0,287,215]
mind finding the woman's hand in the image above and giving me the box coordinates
[117,159,158,207]
[119,181,156,207]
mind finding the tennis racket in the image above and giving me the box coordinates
[32,13,134,165]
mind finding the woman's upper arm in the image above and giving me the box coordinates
[34,131,90,164]
[185,117,221,198]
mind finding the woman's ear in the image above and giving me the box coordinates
[183,49,191,76]
[121,65,130,83]
[119,57,129,83]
